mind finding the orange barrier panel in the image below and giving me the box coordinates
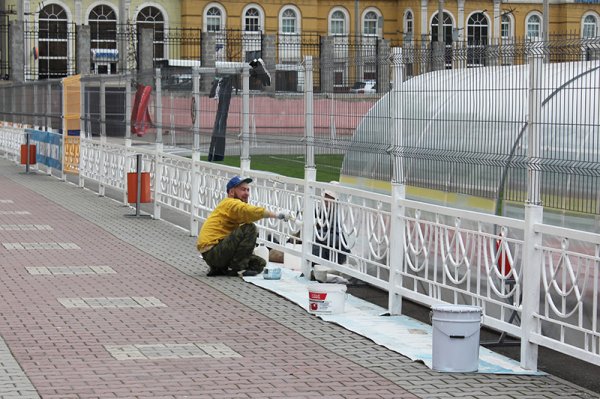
[127,172,151,203]
[131,84,153,137]
[20,144,36,165]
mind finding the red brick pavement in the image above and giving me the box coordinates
[0,175,416,398]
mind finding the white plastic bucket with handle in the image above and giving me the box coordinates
[431,304,482,372]
[307,283,347,314]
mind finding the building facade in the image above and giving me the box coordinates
[179,1,600,42]
[0,1,599,82]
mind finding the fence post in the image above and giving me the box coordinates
[45,83,52,175]
[520,55,544,371]
[32,83,38,129]
[189,67,201,236]
[46,82,52,133]
[301,56,316,281]
[21,83,26,127]
[60,80,67,181]
[99,77,106,196]
[78,78,86,188]
[388,48,407,316]
[241,66,250,173]
[10,85,15,126]
[124,73,132,204]
[153,68,163,220]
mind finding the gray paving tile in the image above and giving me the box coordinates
[0,158,597,399]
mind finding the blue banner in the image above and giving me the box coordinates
[26,129,62,170]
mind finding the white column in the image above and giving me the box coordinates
[301,56,316,281]
[388,48,407,315]
[123,74,132,204]
[74,0,82,25]
[304,56,314,168]
[153,69,163,220]
[457,0,465,41]
[155,68,162,144]
[493,0,501,43]
[20,1,29,20]
[520,55,544,371]
[420,0,429,41]
[437,0,444,43]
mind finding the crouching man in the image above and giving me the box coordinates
[197,176,292,277]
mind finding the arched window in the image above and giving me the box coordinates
[501,14,512,40]
[431,12,453,44]
[206,6,222,32]
[330,10,346,35]
[89,5,117,50]
[136,6,165,61]
[526,14,542,39]
[278,7,301,65]
[245,7,260,32]
[467,12,488,45]
[38,3,69,79]
[281,8,297,34]
[363,11,378,36]
[404,10,414,39]
[583,14,598,39]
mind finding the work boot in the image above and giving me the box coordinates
[206,267,226,277]
[227,269,258,277]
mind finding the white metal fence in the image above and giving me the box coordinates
[1,125,599,371]
[0,53,599,372]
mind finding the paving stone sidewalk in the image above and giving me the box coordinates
[0,158,597,399]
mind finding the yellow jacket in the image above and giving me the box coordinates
[197,197,266,250]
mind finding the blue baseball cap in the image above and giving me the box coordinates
[226,176,253,192]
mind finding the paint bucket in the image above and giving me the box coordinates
[431,305,481,372]
[307,283,347,314]
[263,266,281,280]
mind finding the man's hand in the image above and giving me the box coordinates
[276,211,295,222]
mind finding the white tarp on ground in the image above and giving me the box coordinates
[245,266,545,375]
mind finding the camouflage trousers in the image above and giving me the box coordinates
[201,223,266,274]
